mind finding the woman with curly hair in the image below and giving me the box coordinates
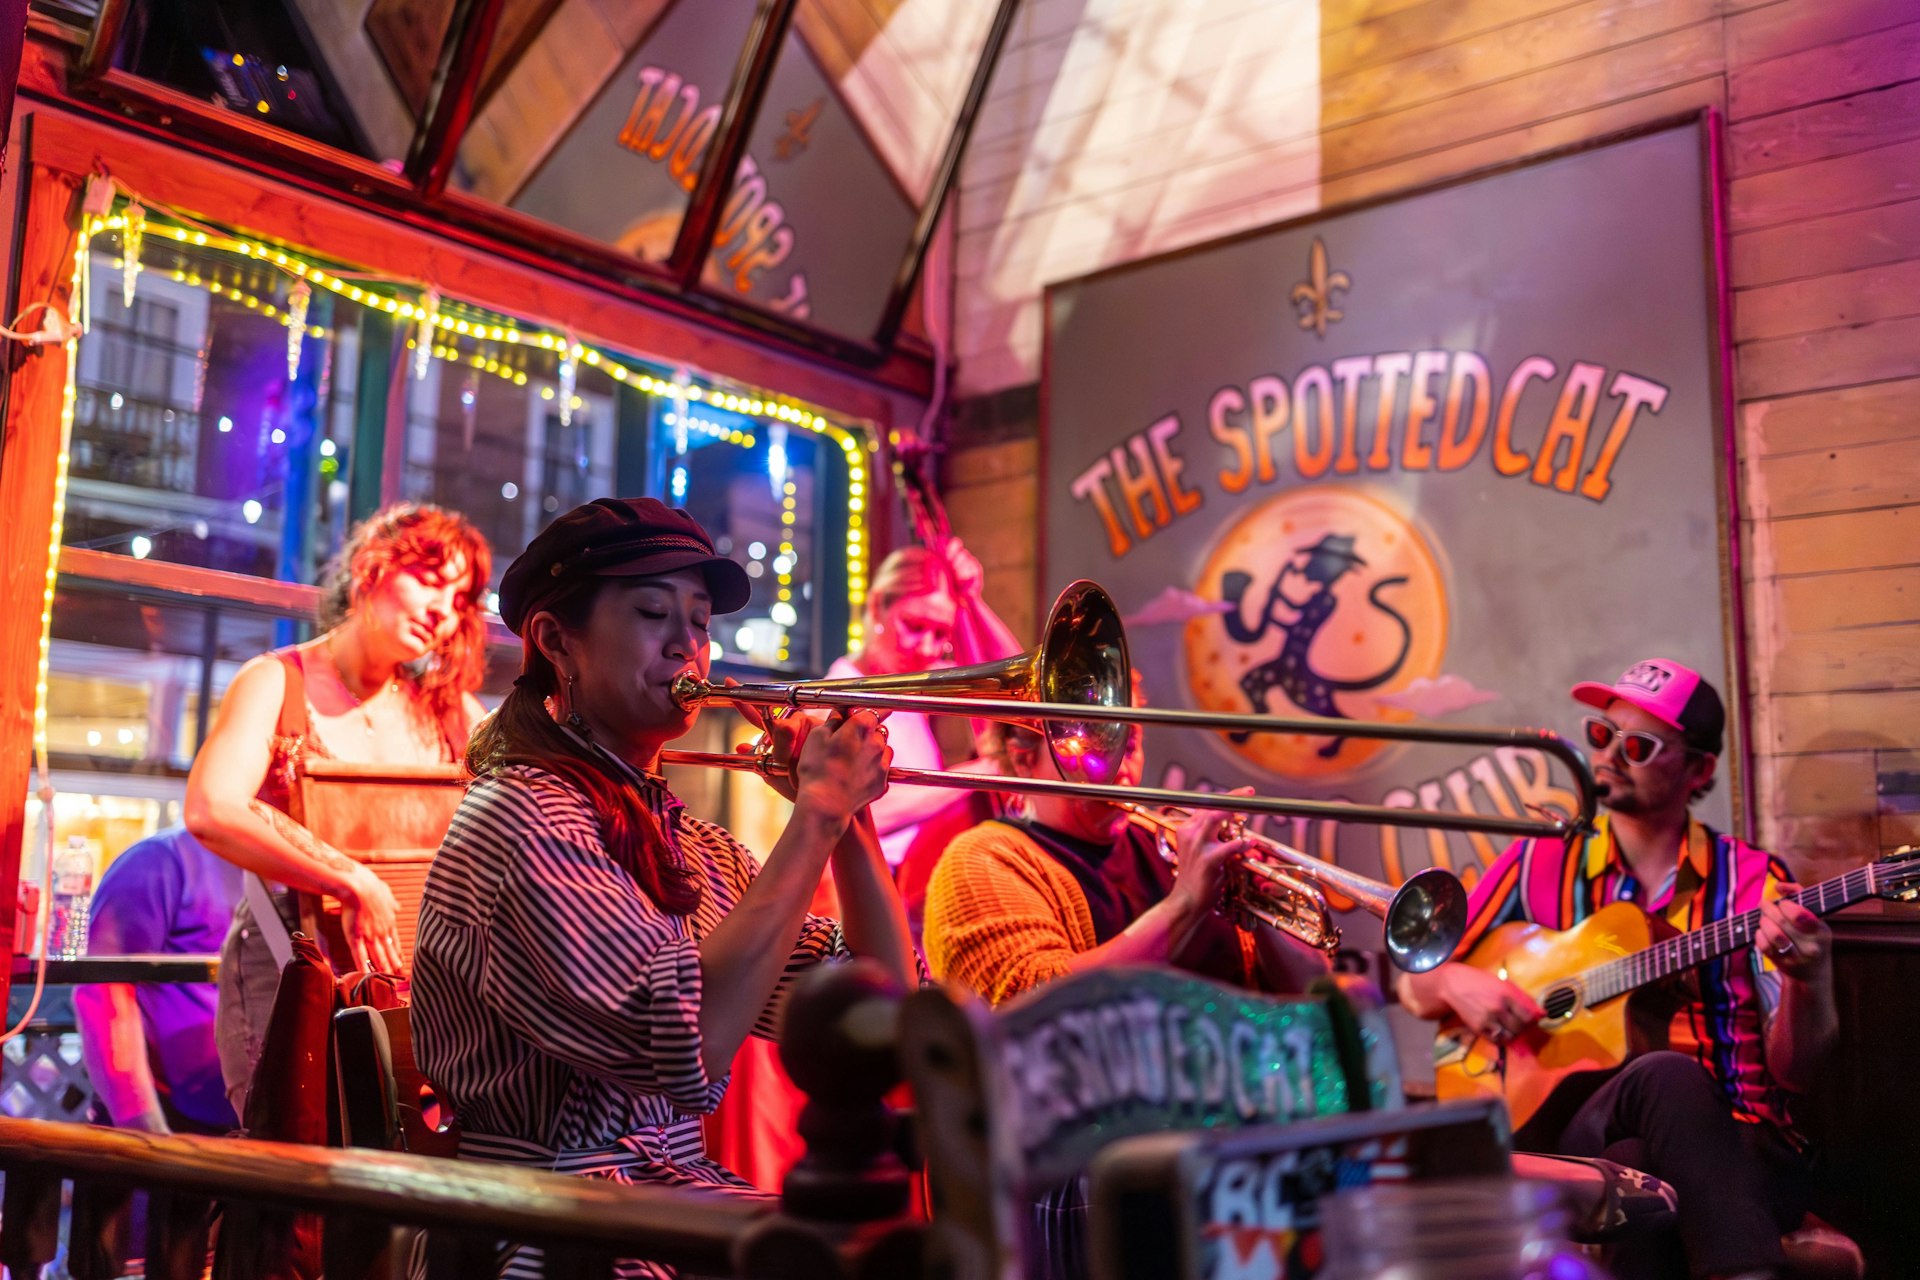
[185,502,493,1113]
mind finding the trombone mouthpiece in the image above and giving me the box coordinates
[670,673,711,709]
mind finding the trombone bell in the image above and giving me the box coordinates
[672,580,1131,787]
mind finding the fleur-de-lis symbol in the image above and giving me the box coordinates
[775,99,822,162]
[1290,237,1351,339]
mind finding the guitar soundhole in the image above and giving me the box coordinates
[1542,986,1579,1022]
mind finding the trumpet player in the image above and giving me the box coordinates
[922,705,1333,1280]
[922,713,1331,1006]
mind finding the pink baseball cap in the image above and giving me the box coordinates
[1571,658,1725,755]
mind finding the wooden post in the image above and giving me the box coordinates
[66,1179,134,1280]
[144,1190,215,1280]
[0,1167,63,1277]
[0,156,82,978]
[734,960,925,1280]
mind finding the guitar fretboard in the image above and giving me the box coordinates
[1580,863,1879,1003]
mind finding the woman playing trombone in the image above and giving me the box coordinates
[410,498,918,1279]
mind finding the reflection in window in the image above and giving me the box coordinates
[649,401,826,668]
[44,580,295,772]
[18,574,531,945]
[454,0,921,337]
[707,3,935,336]
[399,338,617,585]
[67,231,364,584]
[112,0,375,157]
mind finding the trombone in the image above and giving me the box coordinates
[662,581,1596,969]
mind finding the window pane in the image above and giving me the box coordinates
[45,579,298,772]
[651,402,828,669]
[21,571,526,955]
[65,216,860,674]
[18,578,302,957]
[67,228,367,582]
[701,12,920,337]
[397,345,853,674]
[450,0,746,257]
[792,0,1002,206]
[397,338,622,592]
[114,0,398,161]
[449,0,924,338]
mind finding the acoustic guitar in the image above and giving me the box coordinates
[1433,846,1920,1130]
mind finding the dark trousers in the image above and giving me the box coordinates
[1520,1052,1810,1279]
[1026,1175,1091,1280]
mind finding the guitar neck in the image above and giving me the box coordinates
[1584,863,1878,1002]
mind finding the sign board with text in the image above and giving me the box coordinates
[1043,118,1738,937]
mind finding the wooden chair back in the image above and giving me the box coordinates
[293,760,467,977]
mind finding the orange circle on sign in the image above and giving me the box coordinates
[1183,486,1450,781]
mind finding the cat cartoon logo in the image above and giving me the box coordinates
[1185,486,1449,780]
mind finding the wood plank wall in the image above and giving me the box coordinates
[944,0,1920,877]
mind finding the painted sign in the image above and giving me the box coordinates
[1087,1100,1512,1280]
[988,968,1388,1187]
[1043,120,1735,940]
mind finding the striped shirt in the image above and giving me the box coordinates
[1458,814,1797,1135]
[412,750,850,1278]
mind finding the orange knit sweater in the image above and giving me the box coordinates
[922,821,1109,1006]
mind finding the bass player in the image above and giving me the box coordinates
[1397,659,1837,1280]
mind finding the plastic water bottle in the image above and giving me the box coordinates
[1320,1177,1614,1280]
[47,835,95,959]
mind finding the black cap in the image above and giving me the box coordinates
[496,497,753,635]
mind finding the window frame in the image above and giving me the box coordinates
[50,0,1022,360]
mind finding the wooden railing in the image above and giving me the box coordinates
[0,1118,771,1279]
[0,961,926,1280]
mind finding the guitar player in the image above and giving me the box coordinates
[1397,659,1838,1280]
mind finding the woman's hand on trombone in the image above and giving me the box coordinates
[730,681,894,823]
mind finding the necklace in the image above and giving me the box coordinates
[326,634,401,739]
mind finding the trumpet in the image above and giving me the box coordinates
[1122,805,1469,973]
[661,579,1593,969]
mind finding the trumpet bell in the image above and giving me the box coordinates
[1382,867,1471,974]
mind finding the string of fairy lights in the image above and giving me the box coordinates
[37,199,883,775]
[76,197,876,644]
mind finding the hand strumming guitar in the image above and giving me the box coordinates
[1426,963,1545,1044]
